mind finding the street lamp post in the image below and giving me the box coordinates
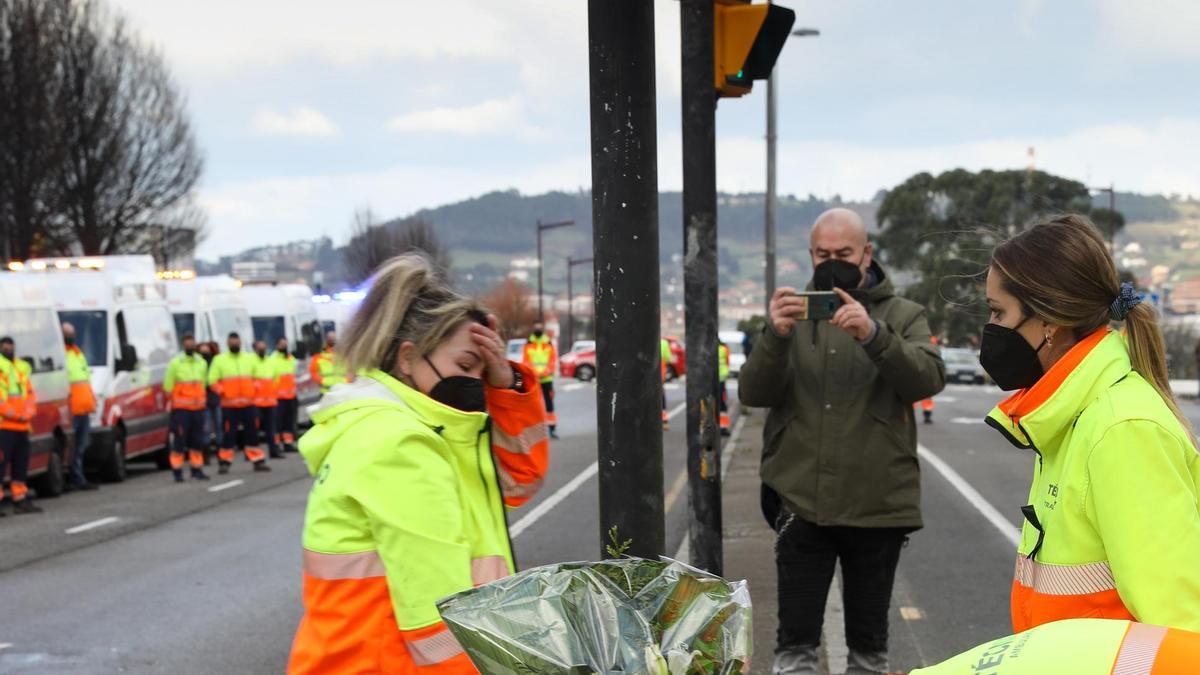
[537,219,575,322]
[764,23,819,316]
[1089,184,1117,249]
[566,256,594,348]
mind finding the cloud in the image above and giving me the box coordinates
[386,96,547,140]
[1096,0,1200,61]
[252,107,339,137]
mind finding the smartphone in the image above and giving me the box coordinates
[790,291,844,321]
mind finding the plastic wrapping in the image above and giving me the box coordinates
[436,558,752,674]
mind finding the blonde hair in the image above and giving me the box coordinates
[339,253,484,376]
[992,214,1197,449]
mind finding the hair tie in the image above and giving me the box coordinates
[1108,282,1142,321]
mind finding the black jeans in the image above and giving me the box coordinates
[775,512,907,656]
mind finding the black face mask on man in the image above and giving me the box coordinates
[812,257,865,291]
[424,356,486,413]
[979,317,1047,391]
[64,336,75,346]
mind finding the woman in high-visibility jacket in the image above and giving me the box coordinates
[912,619,1200,674]
[979,214,1200,634]
[288,253,550,674]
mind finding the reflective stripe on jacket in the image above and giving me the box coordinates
[272,352,297,400]
[309,348,347,393]
[288,361,548,673]
[0,355,36,432]
[207,351,257,408]
[522,336,556,383]
[65,346,96,416]
[912,619,1200,674]
[253,354,278,407]
[164,353,208,411]
[985,329,1200,634]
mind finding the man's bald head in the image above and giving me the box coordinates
[62,322,76,340]
[809,207,873,284]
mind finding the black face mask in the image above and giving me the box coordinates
[979,319,1047,391]
[1,349,13,361]
[813,258,865,291]
[229,344,240,354]
[64,337,75,346]
[532,329,544,338]
[184,347,195,356]
[255,350,266,358]
[424,356,485,413]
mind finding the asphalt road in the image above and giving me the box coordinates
[0,378,1196,674]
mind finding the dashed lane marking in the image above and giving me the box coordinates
[207,479,245,493]
[64,517,120,535]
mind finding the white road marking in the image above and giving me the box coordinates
[64,517,120,535]
[671,414,747,562]
[918,443,1020,546]
[900,606,925,621]
[562,382,588,392]
[207,479,245,493]
[667,401,686,420]
[0,642,14,650]
[664,382,681,391]
[951,417,986,425]
[934,396,958,403]
[510,462,598,539]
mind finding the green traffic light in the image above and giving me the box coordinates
[736,69,743,78]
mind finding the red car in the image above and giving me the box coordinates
[664,336,686,379]
[560,341,597,381]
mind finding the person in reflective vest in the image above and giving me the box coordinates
[981,215,1200,634]
[660,337,672,429]
[917,336,938,424]
[62,322,98,491]
[271,337,299,451]
[288,253,549,674]
[309,331,348,395]
[163,332,210,482]
[207,332,270,474]
[521,321,558,438]
[252,340,283,460]
[718,340,731,436]
[912,619,1200,674]
[0,337,42,514]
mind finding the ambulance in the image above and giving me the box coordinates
[20,255,176,481]
[0,272,73,496]
[163,273,254,345]
[313,289,363,337]
[239,282,323,418]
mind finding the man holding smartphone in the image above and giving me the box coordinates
[740,208,945,675]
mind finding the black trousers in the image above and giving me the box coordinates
[0,428,31,491]
[257,406,277,453]
[775,512,907,655]
[540,381,555,428]
[276,398,298,443]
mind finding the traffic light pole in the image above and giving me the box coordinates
[681,0,723,575]
[566,257,593,348]
[588,0,665,560]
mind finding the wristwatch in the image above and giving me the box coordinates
[510,366,524,392]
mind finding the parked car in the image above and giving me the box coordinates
[718,330,746,377]
[942,347,986,384]
[506,339,527,363]
[164,274,254,345]
[559,344,596,381]
[664,336,686,379]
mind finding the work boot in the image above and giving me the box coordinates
[253,462,272,473]
[923,411,933,425]
[218,462,230,475]
[720,427,731,437]
[549,427,559,440]
[191,468,211,481]
[772,646,818,675]
[13,500,43,515]
[173,469,185,483]
[269,449,285,459]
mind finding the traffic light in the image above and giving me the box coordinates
[713,0,796,98]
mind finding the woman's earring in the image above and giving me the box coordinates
[1045,332,1053,346]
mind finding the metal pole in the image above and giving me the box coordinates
[537,220,544,322]
[765,70,778,317]
[1109,183,1116,248]
[588,0,664,560]
[681,0,722,575]
[566,258,574,348]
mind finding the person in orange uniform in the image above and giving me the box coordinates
[309,331,348,395]
[522,321,558,438]
[0,337,42,514]
[207,332,270,474]
[288,253,549,673]
[917,336,939,424]
[252,340,283,460]
[62,322,98,491]
[163,333,211,482]
[271,337,299,452]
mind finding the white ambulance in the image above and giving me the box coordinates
[313,290,363,337]
[0,272,73,496]
[21,255,176,481]
[163,273,254,345]
[240,283,323,416]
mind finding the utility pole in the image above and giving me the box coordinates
[536,219,574,322]
[681,0,722,575]
[566,256,593,348]
[764,24,819,316]
[588,0,664,560]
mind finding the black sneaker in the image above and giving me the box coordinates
[78,482,99,491]
[13,500,43,514]
[173,470,185,483]
[218,463,230,475]
[549,429,560,440]
[269,450,285,459]
[253,462,272,473]
[191,469,211,481]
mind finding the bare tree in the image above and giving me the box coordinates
[343,208,452,285]
[54,0,203,255]
[0,0,66,260]
[480,277,536,340]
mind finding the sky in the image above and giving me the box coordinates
[107,0,1200,259]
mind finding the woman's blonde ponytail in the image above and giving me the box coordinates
[1123,302,1198,449]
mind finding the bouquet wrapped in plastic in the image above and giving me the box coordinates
[436,558,752,674]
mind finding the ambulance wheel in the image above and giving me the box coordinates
[102,432,127,483]
[32,450,65,498]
